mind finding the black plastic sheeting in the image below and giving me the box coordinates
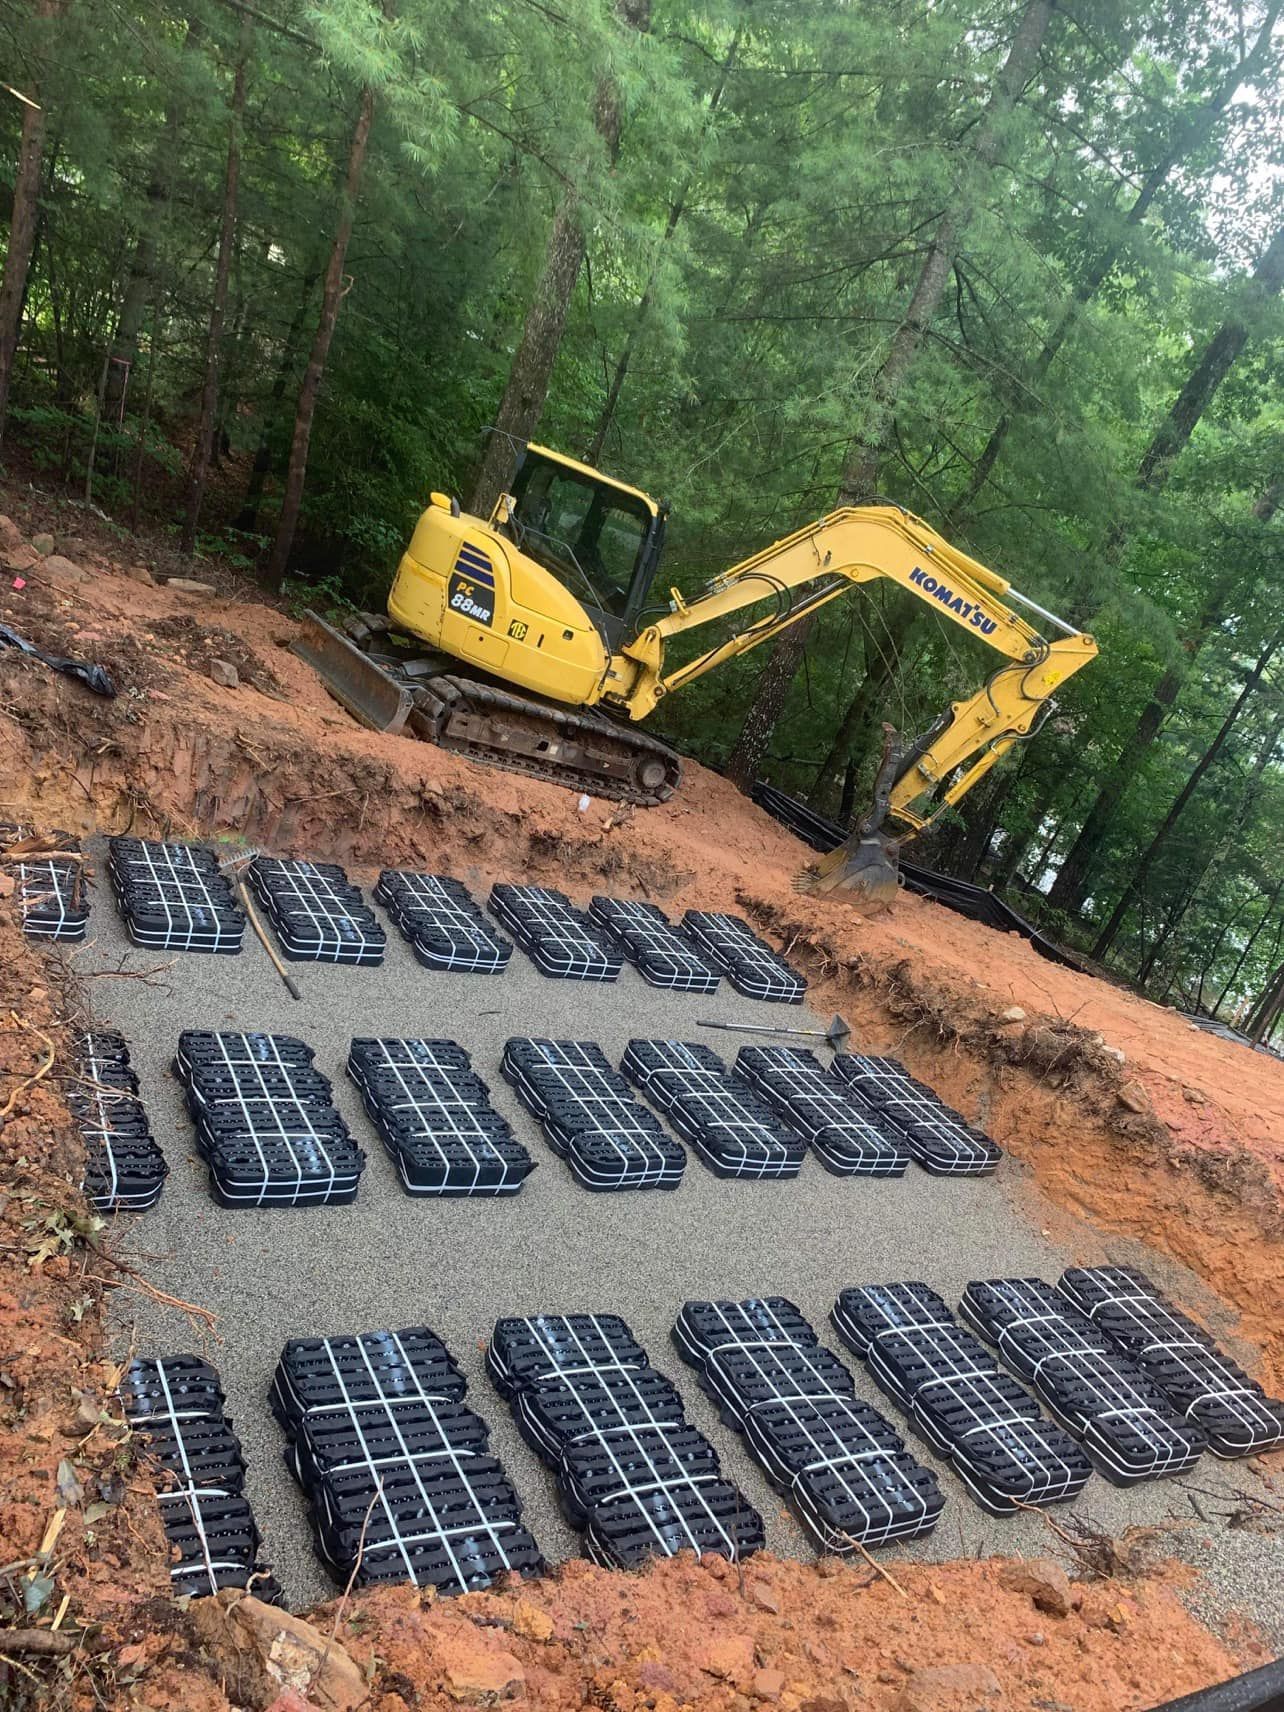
[0,622,117,696]
[1146,1658,1284,1712]
[751,781,1086,973]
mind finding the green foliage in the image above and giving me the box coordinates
[2,0,1283,1035]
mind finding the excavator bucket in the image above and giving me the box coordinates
[796,722,903,907]
[804,826,901,904]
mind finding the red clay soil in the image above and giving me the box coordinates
[0,904,1264,1712]
[1,501,1280,1384]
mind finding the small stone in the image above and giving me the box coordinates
[696,1634,756,1681]
[0,515,23,552]
[435,1633,526,1703]
[1117,1080,1150,1114]
[209,658,240,688]
[31,532,55,556]
[894,1662,1004,1712]
[1026,1632,1047,1647]
[125,562,156,585]
[999,1559,1073,1618]
[510,1598,554,1642]
[752,1672,785,1704]
[997,1005,1026,1023]
[1182,1086,1206,1105]
[40,553,89,588]
[2,543,39,574]
[749,1580,780,1614]
[1102,1045,1127,1065]
[165,576,217,594]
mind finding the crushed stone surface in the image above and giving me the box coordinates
[70,867,1284,1639]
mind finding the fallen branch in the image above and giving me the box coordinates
[0,1629,75,1656]
[846,1536,908,1596]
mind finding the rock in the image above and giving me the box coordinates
[0,515,23,552]
[165,576,217,594]
[894,1663,1004,1712]
[1102,1045,1127,1065]
[125,562,156,585]
[31,532,55,556]
[434,1632,525,1703]
[3,542,40,574]
[1117,1079,1150,1114]
[752,1669,785,1703]
[696,1633,756,1681]
[266,1694,315,1712]
[1025,1632,1047,1647]
[999,1559,1073,1618]
[1182,1085,1206,1105]
[749,1579,780,1614]
[209,658,240,688]
[510,1598,554,1642]
[997,1005,1026,1023]
[40,553,89,588]
[212,1593,368,1710]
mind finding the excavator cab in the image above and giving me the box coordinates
[501,445,667,644]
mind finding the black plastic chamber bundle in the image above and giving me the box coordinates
[347,1036,535,1196]
[174,1029,365,1208]
[488,1311,763,1569]
[270,1324,543,1593]
[489,883,623,981]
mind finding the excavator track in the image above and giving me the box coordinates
[292,612,682,805]
[409,676,682,805]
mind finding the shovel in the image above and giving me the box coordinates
[697,1012,851,1051]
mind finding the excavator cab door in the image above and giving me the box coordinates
[504,447,666,647]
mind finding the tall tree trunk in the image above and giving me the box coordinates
[1049,471,1282,910]
[725,0,1052,791]
[180,26,249,555]
[266,83,376,589]
[807,604,918,808]
[1247,958,1284,1042]
[1090,622,1284,961]
[948,6,1282,524]
[1213,877,1284,1014]
[104,17,199,419]
[0,0,65,448]
[469,203,589,516]
[235,264,318,532]
[1137,228,1284,491]
[1142,696,1284,986]
[469,0,651,516]
[584,25,739,466]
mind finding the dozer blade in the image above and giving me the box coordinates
[796,720,903,906]
[802,828,901,905]
[290,612,414,733]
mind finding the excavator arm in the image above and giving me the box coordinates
[604,504,1096,893]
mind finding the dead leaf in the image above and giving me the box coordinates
[56,1459,84,1506]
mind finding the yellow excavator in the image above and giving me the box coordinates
[294,441,1096,898]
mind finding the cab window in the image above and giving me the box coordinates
[509,459,649,618]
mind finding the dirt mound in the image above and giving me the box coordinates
[146,614,286,697]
